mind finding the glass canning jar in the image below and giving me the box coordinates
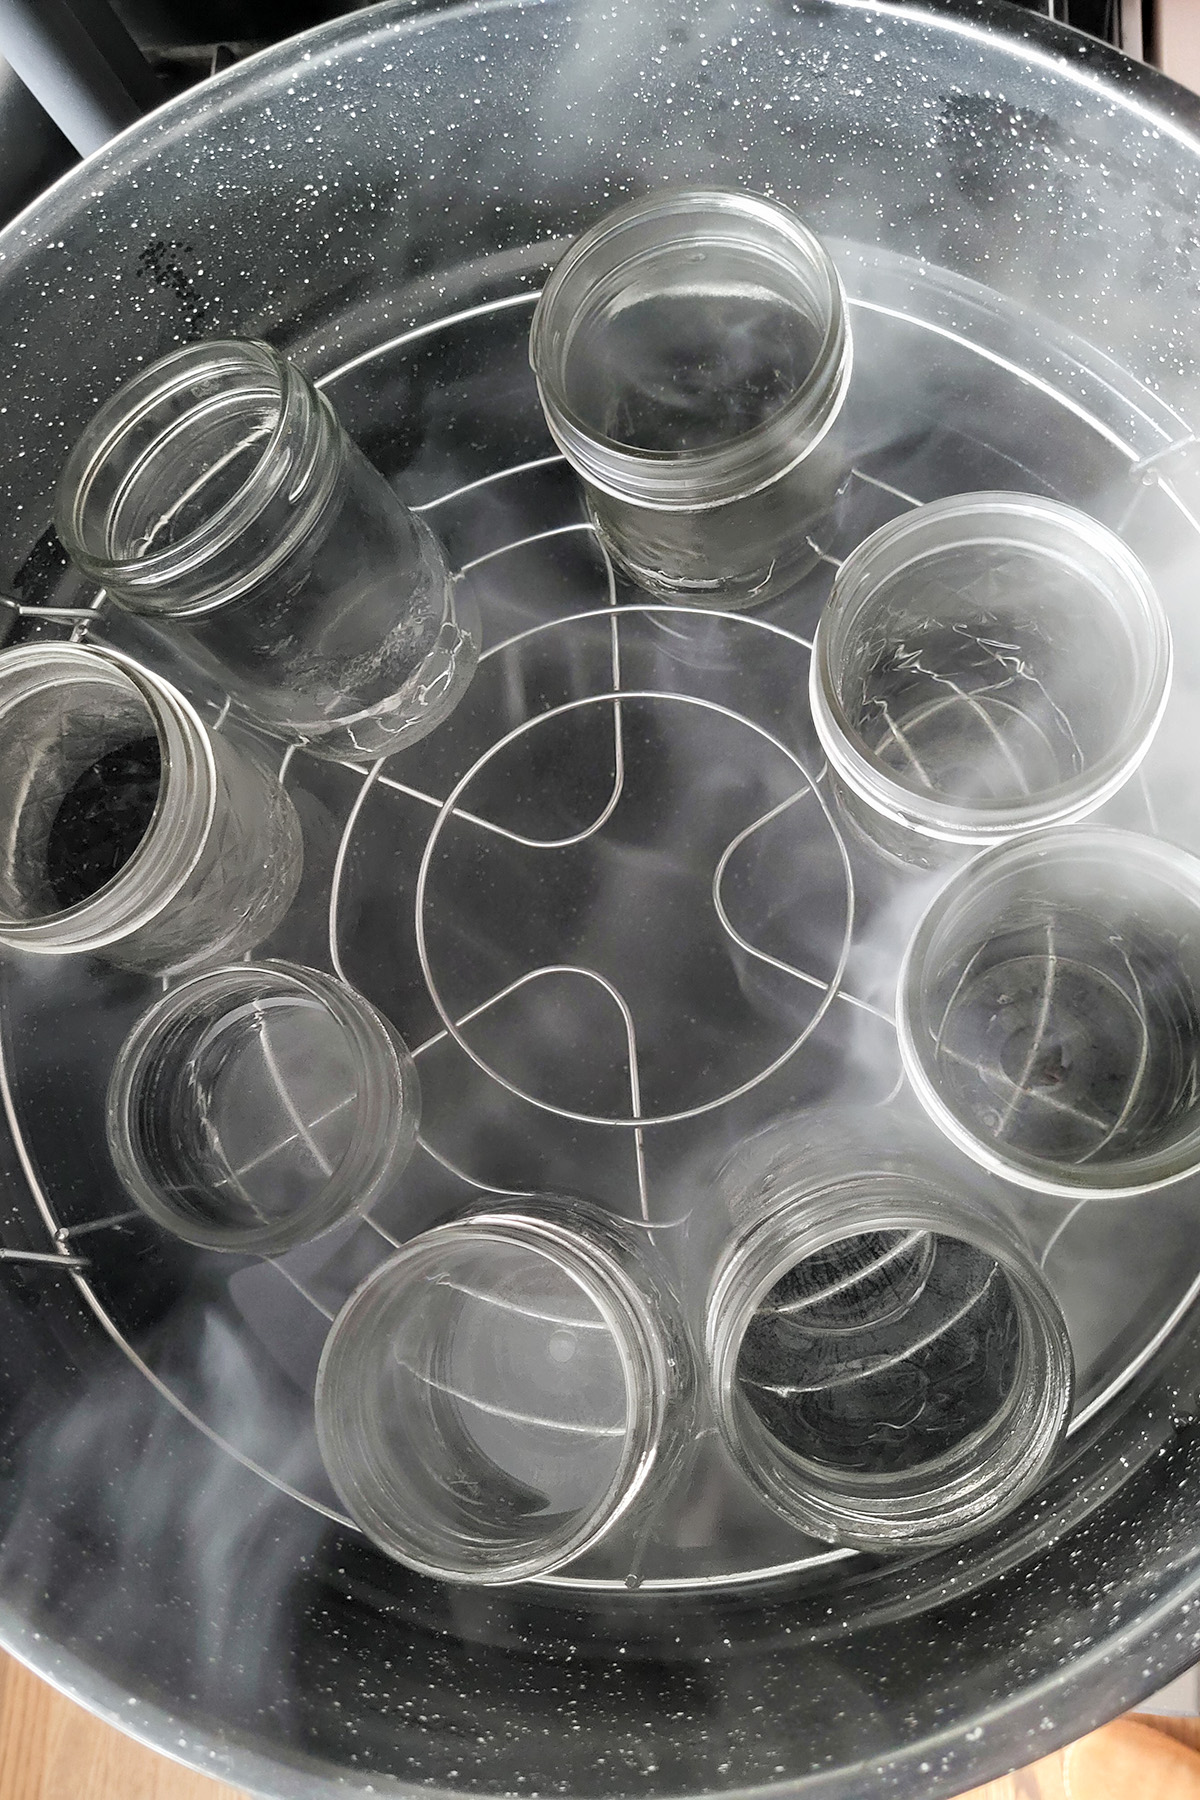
[316,1196,697,1585]
[107,960,421,1256]
[0,641,301,974]
[898,827,1200,1197]
[56,338,480,761]
[810,493,1171,866]
[704,1107,1073,1552]
[530,189,851,608]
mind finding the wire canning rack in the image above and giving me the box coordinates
[5,241,1200,1594]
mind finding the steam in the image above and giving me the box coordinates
[0,1294,326,1733]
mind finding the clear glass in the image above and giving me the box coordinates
[899,827,1200,1197]
[56,338,481,761]
[705,1108,1073,1551]
[530,189,851,607]
[0,642,301,973]
[316,1197,696,1585]
[106,960,420,1255]
[810,493,1171,864]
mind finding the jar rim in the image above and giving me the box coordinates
[810,492,1173,843]
[530,188,852,510]
[55,338,338,612]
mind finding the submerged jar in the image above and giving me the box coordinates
[899,827,1200,1197]
[316,1197,696,1585]
[810,493,1171,866]
[56,338,480,761]
[107,960,420,1255]
[0,642,300,973]
[530,189,852,608]
[705,1108,1073,1551]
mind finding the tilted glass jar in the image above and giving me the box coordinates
[0,642,301,973]
[56,338,480,761]
[531,189,851,608]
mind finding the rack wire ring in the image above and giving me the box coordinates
[411,681,855,1128]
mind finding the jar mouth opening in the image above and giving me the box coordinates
[107,972,415,1252]
[56,339,306,592]
[0,644,215,948]
[3,681,166,923]
[531,189,851,508]
[316,1214,663,1583]
[107,961,414,1254]
[542,254,844,463]
[898,827,1200,1197]
[811,493,1172,841]
[707,1184,1072,1547]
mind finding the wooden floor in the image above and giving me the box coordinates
[0,1655,246,1800]
[1,1645,1199,1800]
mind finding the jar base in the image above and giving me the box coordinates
[589,506,825,611]
[232,587,481,763]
